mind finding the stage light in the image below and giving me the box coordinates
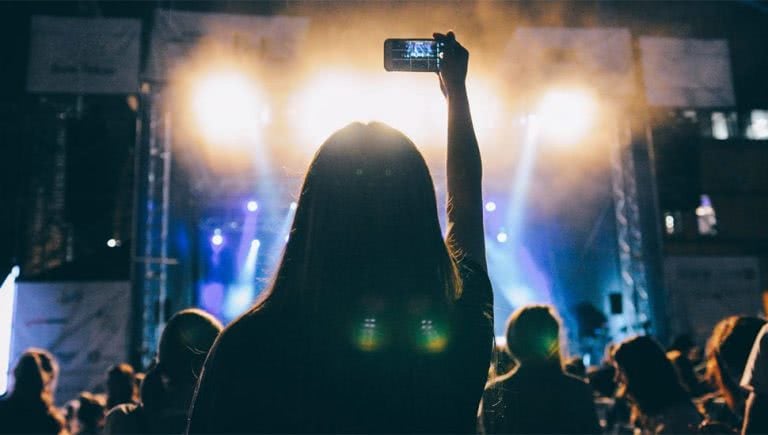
[211,229,224,247]
[251,239,261,249]
[1,266,20,395]
[289,201,298,211]
[485,201,497,212]
[246,200,259,212]
[106,238,121,248]
[289,70,446,152]
[192,69,265,147]
[535,88,597,145]
[496,231,508,243]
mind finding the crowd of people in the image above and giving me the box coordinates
[2,32,768,434]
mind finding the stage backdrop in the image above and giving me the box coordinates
[10,281,130,405]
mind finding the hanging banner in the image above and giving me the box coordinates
[145,9,310,82]
[640,37,735,107]
[506,27,635,97]
[27,16,141,94]
[10,281,131,405]
[664,256,761,343]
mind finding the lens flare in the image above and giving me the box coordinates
[355,317,383,352]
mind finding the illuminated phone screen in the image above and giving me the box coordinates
[385,39,443,72]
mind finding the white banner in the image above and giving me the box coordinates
[640,37,735,107]
[507,27,635,97]
[27,16,141,94]
[10,281,131,405]
[664,257,761,343]
[145,9,310,81]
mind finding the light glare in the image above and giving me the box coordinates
[192,70,265,147]
[536,89,597,145]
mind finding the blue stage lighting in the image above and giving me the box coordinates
[496,231,508,243]
[485,201,497,212]
[247,200,259,212]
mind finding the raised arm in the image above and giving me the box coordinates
[436,31,487,271]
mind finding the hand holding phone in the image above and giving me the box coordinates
[383,39,444,72]
[433,32,468,99]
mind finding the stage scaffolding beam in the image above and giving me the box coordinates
[130,84,173,369]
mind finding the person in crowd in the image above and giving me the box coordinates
[564,355,587,380]
[76,392,106,435]
[104,309,222,434]
[0,348,68,434]
[187,31,493,433]
[612,335,703,434]
[699,316,765,431]
[741,323,768,434]
[106,363,138,410]
[480,305,601,434]
[667,347,709,398]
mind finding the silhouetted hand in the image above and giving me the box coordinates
[434,31,468,99]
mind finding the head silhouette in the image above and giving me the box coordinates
[107,363,137,408]
[612,335,690,416]
[705,316,766,413]
[157,308,222,383]
[77,391,106,433]
[259,122,460,350]
[141,308,222,417]
[11,348,58,404]
[505,305,562,365]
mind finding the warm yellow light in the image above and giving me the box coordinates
[290,71,503,156]
[289,70,447,153]
[535,88,598,145]
[192,70,266,147]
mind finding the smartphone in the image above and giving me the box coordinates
[384,39,444,72]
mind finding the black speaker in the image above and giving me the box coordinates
[609,293,623,315]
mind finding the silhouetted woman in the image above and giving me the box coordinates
[0,348,67,434]
[104,309,222,434]
[613,335,703,434]
[700,316,765,431]
[187,32,493,433]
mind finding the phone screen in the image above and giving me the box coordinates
[384,39,443,72]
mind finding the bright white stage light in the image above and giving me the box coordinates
[289,70,446,151]
[106,238,120,248]
[496,231,508,243]
[192,70,266,147]
[535,88,597,145]
[247,200,259,212]
[290,71,501,154]
[251,239,261,249]
[211,229,224,247]
[485,201,497,212]
[289,201,298,211]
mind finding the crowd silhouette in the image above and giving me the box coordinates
[2,31,768,435]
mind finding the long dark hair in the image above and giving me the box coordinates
[705,316,766,414]
[250,122,461,346]
[612,335,692,417]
